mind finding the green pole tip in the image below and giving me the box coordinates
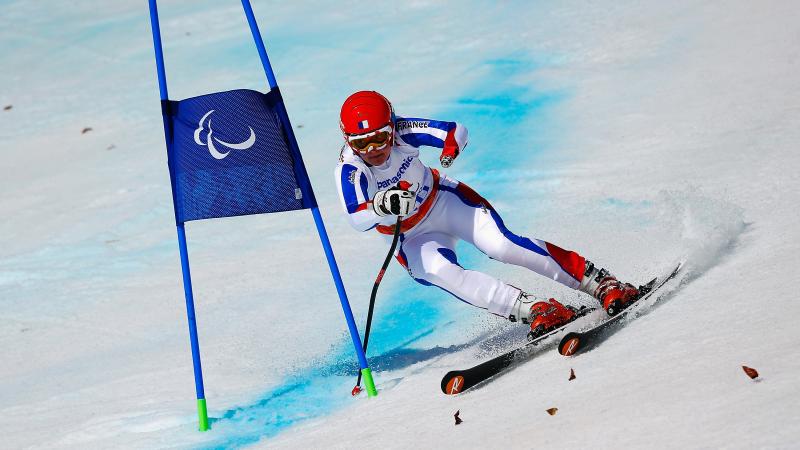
[197,398,210,431]
[361,368,378,397]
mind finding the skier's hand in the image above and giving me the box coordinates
[372,181,416,217]
[440,144,459,168]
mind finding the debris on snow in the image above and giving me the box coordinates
[569,368,576,381]
[454,410,463,425]
[546,408,558,416]
[81,127,93,134]
[742,366,759,380]
[3,105,11,111]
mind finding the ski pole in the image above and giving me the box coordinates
[352,215,403,396]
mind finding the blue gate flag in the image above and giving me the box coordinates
[164,88,317,222]
[149,0,379,432]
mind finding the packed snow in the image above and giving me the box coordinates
[1,0,798,448]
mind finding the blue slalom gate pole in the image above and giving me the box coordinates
[240,0,377,396]
[148,0,210,430]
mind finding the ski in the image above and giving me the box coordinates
[557,262,684,357]
[441,306,595,395]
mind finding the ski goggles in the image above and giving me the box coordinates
[346,124,393,154]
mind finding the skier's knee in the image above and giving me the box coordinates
[421,259,452,281]
[411,259,463,290]
[481,238,513,262]
[410,266,450,288]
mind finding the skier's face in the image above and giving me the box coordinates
[346,124,393,165]
[360,146,391,165]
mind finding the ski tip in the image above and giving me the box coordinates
[559,333,581,357]
[661,261,685,286]
[441,373,466,395]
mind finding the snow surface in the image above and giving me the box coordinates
[1,0,799,448]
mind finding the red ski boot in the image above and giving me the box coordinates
[527,298,579,340]
[579,261,640,316]
[509,293,578,340]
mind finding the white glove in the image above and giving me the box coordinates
[372,183,416,217]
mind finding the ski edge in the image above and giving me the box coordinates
[557,261,685,357]
[441,307,596,395]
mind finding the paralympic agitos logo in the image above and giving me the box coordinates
[194,110,256,159]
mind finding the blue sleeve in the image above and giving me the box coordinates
[395,117,467,151]
[335,163,380,232]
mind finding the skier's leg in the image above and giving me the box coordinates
[398,231,521,318]
[437,178,639,314]
[437,179,584,288]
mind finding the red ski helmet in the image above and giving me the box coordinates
[339,91,394,136]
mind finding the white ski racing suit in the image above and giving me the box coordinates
[334,116,587,318]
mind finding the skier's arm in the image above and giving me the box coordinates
[395,117,468,167]
[335,163,382,232]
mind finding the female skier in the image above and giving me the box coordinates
[334,91,639,336]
